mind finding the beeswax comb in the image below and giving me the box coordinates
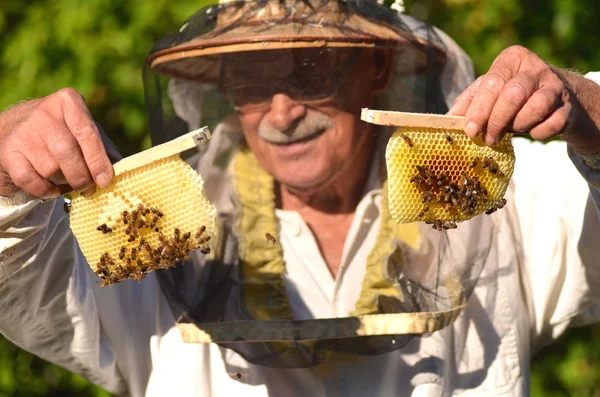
[361,109,515,227]
[67,127,217,286]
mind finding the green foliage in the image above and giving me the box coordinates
[1,0,600,396]
[0,0,211,156]
[0,335,113,397]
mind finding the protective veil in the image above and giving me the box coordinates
[142,0,496,368]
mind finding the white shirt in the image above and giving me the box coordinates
[0,76,599,397]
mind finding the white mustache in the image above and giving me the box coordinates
[257,113,332,144]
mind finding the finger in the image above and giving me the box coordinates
[512,86,561,134]
[528,104,572,141]
[42,130,95,193]
[465,67,516,139]
[19,142,96,197]
[484,73,537,145]
[57,89,114,188]
[2,151,60,199]
[447,76,483,117]
[22,142,66,186]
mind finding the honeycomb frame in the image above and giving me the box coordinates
[68,128,217,285]
[386,127,514,224]
[360,109,515,226]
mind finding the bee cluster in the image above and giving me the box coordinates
[409,158,507,231]
[94,203,211,287]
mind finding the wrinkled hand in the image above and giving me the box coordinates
[0,88,121,199]
[448,45,599,150]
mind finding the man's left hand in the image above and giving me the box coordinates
[448,45,600,154]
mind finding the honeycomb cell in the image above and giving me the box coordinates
[386,127,515,224]
[69,154,217,285]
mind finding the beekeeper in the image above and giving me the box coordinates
[0,0,599,396]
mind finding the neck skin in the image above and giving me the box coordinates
[277,134,375,278]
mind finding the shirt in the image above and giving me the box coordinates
[0,76,600,397]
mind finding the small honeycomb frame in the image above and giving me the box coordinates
[386,128,514,223]
[362,109,515,225]
[68,128,217,285]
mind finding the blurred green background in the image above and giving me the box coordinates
[1,0,599,396]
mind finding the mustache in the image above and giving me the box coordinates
[257,112,332,144]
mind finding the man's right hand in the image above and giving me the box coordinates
[0,88,120,199]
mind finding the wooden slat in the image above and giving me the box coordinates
[113,127,211,175]
[361,108,466,130]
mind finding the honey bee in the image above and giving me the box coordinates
[130,269,144,281]
[485,207,498,215]
[496,198,507,209]
[401,134,414,148]
[421,191,433,203]
[200,248,211,255]
[114,266,127,279]
[442,220,458,229]
[469,157,479,168]
[119,251,125,260]
[63,202,71,214]
[265,233,276,243]
[127,235,136,243]
[100,279,113,288]
[196,226,206,239]
[445,135,454,145]
[432,220,444,231]
[409,175,417,183]
[182,232,191,241]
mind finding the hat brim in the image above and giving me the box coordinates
[148,3,446,83]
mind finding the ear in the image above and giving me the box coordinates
[372,49,394,93]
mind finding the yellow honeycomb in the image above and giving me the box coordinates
[69,154,217,285]
[386,127,515,224]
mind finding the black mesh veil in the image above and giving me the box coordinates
[142,0,489,369]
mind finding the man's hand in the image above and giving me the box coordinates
[448,45,600,154]
[0,88,121,199]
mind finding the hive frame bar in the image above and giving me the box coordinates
[361,109,466,130]
[113,127,211,176]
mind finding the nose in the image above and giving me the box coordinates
[264,93,307,132]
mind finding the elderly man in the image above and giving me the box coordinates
[1,0,600,396]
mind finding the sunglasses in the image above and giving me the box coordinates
[219,47,357,112]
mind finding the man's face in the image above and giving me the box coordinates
[220,48,390,193]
